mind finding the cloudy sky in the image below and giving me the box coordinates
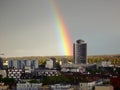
[0,0,120,57]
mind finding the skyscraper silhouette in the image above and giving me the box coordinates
[73,39,87,64]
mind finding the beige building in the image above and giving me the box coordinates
[95,85,113,90]
[0,83,9,90]
[0,70,6,78]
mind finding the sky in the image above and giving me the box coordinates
[0,0,120,57]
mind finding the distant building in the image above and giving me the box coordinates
[60,58,69,65]
[0,57,3,69]
[73,39,87,64]
[0,70,7,78]
[97,60,112,68]
[34,69,60,77]
[17,83,42,90]
[79,81,96,90]
[45,58,56,69]
[61,63,86,73]
[95,85,113,90]
[0,83,9,90]
[50,84,71,90]
[7,68,24,81]
[8,60,38,69]
[110,77,120,90]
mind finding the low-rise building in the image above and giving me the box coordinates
[60,58,69,65]
[61,64,86,73]
[7,68,24,81]
[50,84,71,90]
[79,81,96,90]
[0,83,9,90]
[97,60,112,68]
[34,69,61,77]
[45,58,56,69]
[95,85,113,90]
[17,83,42,90]
[0,70,6,78]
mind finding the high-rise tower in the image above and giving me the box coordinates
[73,39,87,64]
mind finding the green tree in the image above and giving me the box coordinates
[2,78,16,89]
[28,79,39,83]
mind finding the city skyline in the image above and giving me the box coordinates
[0,0,120,57]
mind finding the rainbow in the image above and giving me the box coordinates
[50,0,72,56]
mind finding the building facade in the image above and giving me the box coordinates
[8,60,38,69]
[7,68,24,81]
[34,69,61,77]
[17,83,42,90]
[61,64,86,73]
[95,85,113,90]
[45,58,56,69]
[50,84,71,90]
[0,58,3,69]
[73,39,87,64]
[0,70,7,78]
[79,81,96,90]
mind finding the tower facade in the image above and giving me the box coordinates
[0,57,3,69]
[73,39,87,64]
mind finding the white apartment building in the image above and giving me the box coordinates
[79,81,96,90]
[8,60,38,69]
[50,84,71,90]
[45,58,56,69]
[97,60,112,68]
[17,83,42,90]
[61,63,86,73]
[45,59,54,69]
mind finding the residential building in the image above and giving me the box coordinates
[61,63,86,73]
[0,70,6,78]
[0,83,9,90]
[34,69,61,77]
[45,58,56,69]
[60,58,69,65]
[8,60,38,69]
[97,60,112,68]
[7,68,24,81]
[50,84,71,90]
[45,59,54,69]
[79,81,96,90]
[17,83,42,90]
[73,39,87,64]
[0,57,3,69]
[95,85,113,90]
[110,77,120,90]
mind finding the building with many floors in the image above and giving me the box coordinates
[8,60,38,69]
[7,68,24,81]
[73,39,87,64]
